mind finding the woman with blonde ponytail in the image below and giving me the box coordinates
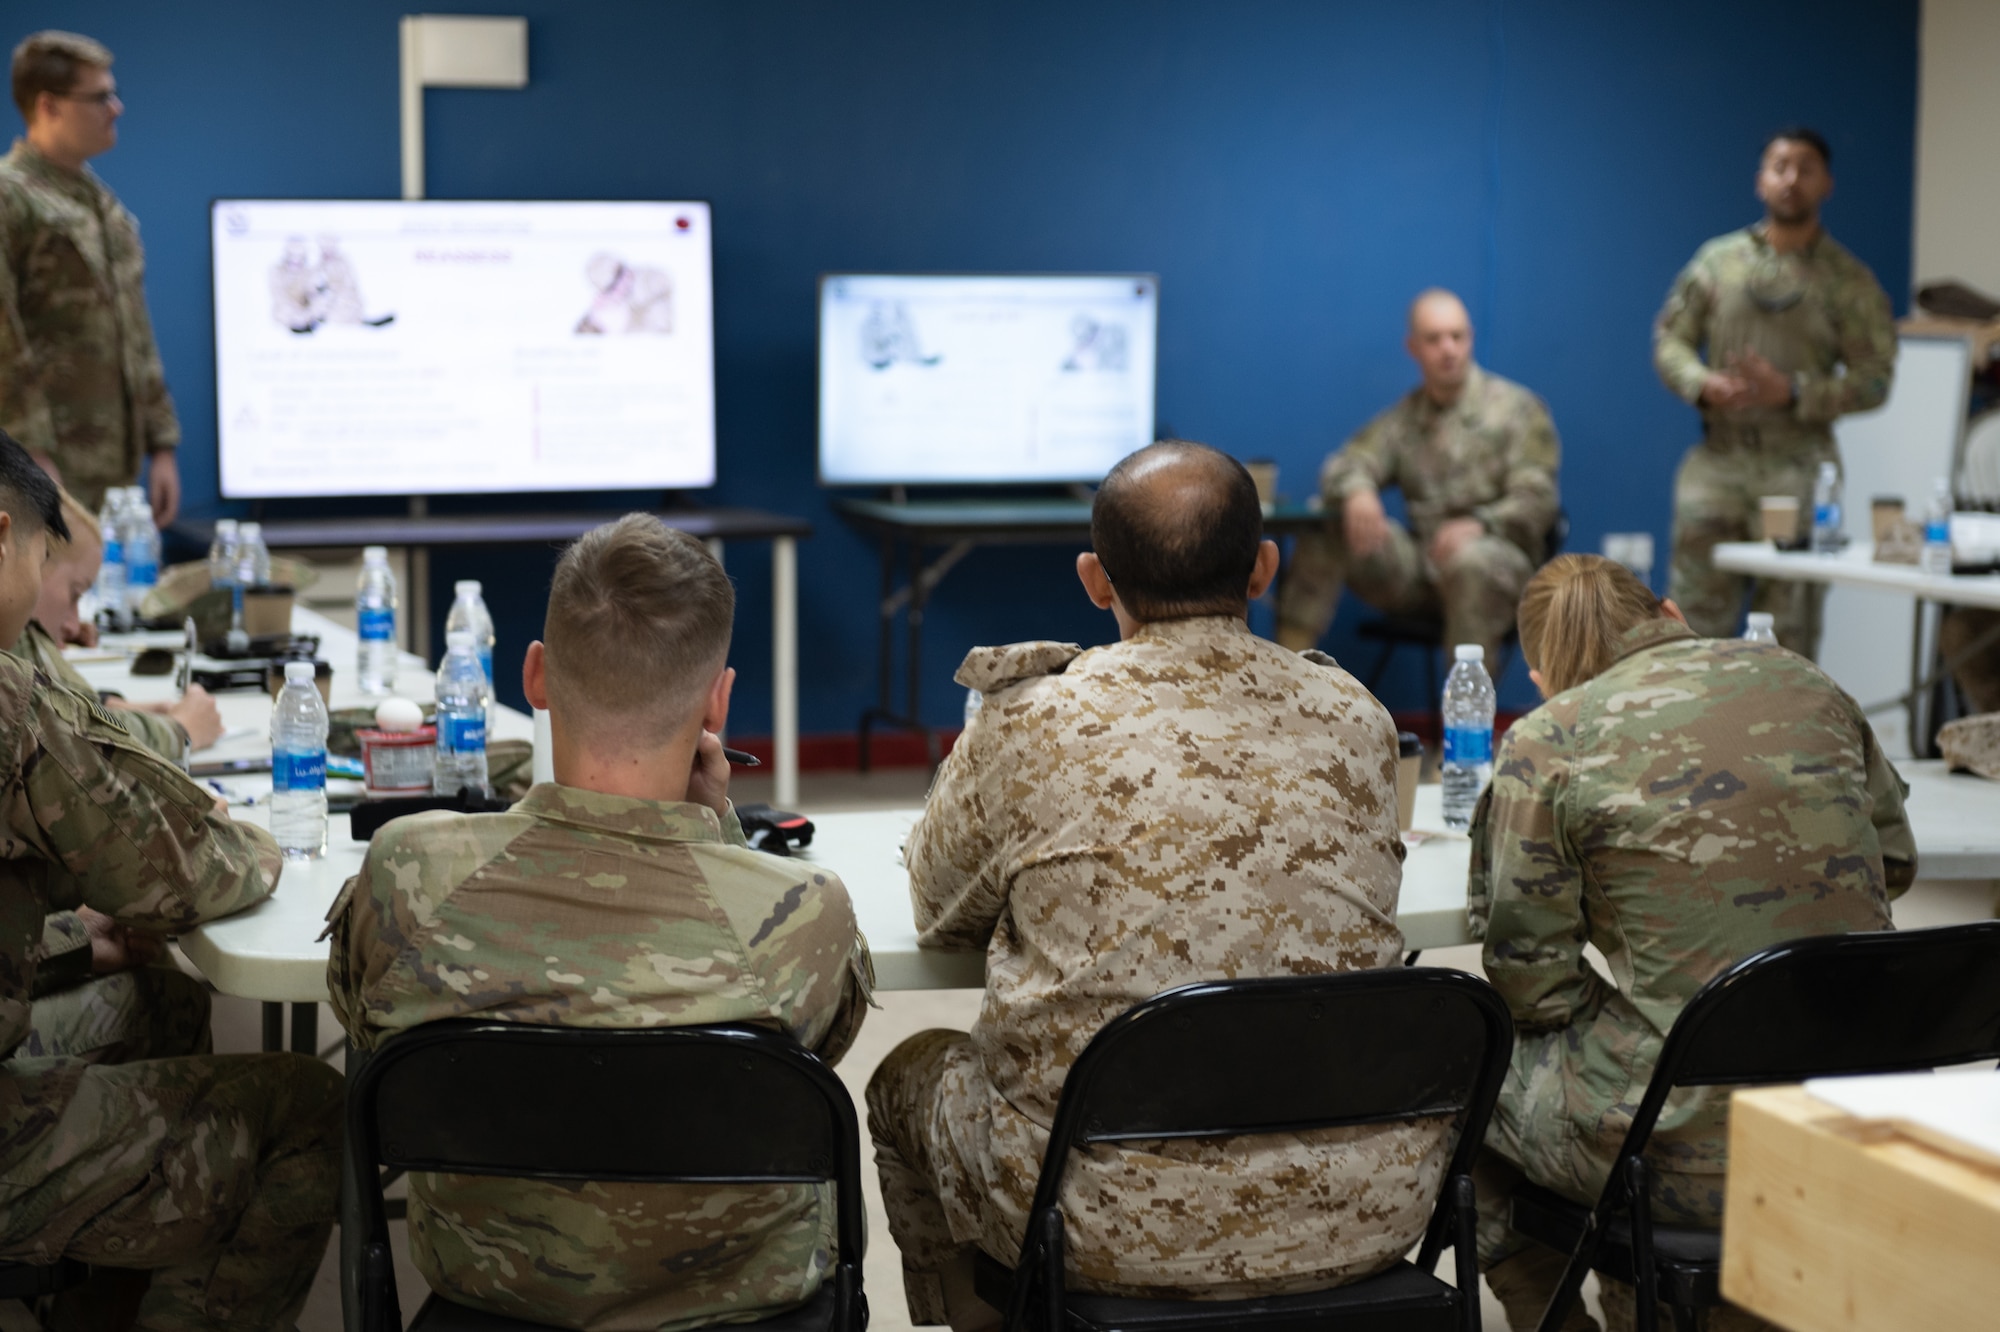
[1469,554,1916,1332]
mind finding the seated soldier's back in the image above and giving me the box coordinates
[909,613,1434,1296]
[328,784,870,1332]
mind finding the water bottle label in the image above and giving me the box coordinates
[359,607,394,642]
[104,538,122,564]
[1443,725,1492,766]
[273,749,326,792]
[1814,502,1839,530]
[441,713,486,753]
[127,559,158,588]
[478,649,494,686]
[1927,520,1950,544]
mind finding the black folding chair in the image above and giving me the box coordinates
[1517,921,2000,1332]
[975,969,1515,1332]
[344,1020,868,1332]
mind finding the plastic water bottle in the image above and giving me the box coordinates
[963,688,983,732]
[95,491,127,631]
[270,660,329,860]
[445,581,496,689]
[208,518,241,591]
[433,630,491,797]
[1811,462,1843,554]
[1440,644,1496,832]
[122,489,159,621]
[235,521,271,587]
[1742,612,1779,645]
[1923,477,1954,577]
[356,546,398,696]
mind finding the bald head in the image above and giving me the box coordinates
[1089,441,1264,621]
[1406,288,1474,400]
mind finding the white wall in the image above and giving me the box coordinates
[1914,0,2000,298]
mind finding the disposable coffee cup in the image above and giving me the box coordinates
[241,583,295,637]
[1871,496,1906,543]
[1245,459,1279,507]
[1395,732,1422,833]
[1758,496,1801,544]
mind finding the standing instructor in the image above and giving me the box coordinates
[1,31,180,521]
[1654,126,1893,658]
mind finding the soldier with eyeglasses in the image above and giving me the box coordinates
[1,31,183,522]
[1653,125,1895,659]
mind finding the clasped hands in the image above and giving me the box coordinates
[1701,349,1793,412]
[1343,489,1484,568]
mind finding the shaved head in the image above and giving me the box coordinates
[1405,288,1474,400]
[1090,440,1263,620]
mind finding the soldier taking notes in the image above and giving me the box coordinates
[328,515,873,1330]
[1468,555,1913,1332]
[1,32,183,520]
[1277,289,1562,666]
[1654,125,1895,658]
[870,442,1440,1329]
[0,428,340,1331]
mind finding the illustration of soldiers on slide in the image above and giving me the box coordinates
[1062,313,1127,371]
[268,235,395,334]
[860,300,942,370]
[575,251,674,334]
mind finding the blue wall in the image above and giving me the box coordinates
[20,0,1917,726]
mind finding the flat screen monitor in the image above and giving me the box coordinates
[212,199,715,498]
[818,273,1158,485]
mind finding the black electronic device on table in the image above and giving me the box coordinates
[735,802,814,856]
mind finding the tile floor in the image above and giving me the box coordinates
[18,765,1993,1330]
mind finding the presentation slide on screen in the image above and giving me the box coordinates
[213,200,715,498]
[818,274,1157,485]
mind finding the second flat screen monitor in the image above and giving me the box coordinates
[819,274,1158,485]
[213,199,715,499]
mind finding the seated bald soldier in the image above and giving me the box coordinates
[328,514,874,1331]
[868,440,1442,1330]
[1277,288,1561,665]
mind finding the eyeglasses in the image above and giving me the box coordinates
[53,89,119,106]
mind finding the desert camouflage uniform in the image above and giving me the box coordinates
[1466,618,1914,1331]
[0,140,180,512]
[10,618,186,759]
[1655,223,1895,658]
[869,617,1449,1324]
[326,783,874,1332]
[1276,364,1561,663]
[0,651,342,1332]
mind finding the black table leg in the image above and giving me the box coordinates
[291,1002,319,1056]
[262,1001,284,1052]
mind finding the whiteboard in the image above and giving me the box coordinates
[1825,336,1972,756]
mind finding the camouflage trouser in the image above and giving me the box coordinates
[869,1029,1447,1325]
[1473,1026,1776,1332]
[1939,608,2000,715]
[1,966,343,1332]
[1669,438,1833,659]
[1275,511,1534,665]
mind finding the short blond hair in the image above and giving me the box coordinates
[1516,554,1664,697]
[542,514,734,741]
[12,31,112,121]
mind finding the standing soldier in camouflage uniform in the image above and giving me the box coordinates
[870,442,1446,1328]
[1655,126,1895,658]
[2,32,182,520]
[1468,555,1914,1332]
[8,488,221,757]
[327,514,873,1332]
[1277,288,1562,664]
[0,430,341,1332]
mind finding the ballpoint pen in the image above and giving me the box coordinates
[177,617,195,773]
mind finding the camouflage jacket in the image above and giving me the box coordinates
[9,619,185,760]
[0,140,179,498]
[1654,223,1895,441]
[326,783,874,1332]
[910,615,1452,1289]
[1468,618,1913,1178]
[1320,364,1561,559]
[0,651,280,1172]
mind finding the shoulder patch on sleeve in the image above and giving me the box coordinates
[954,640,1083,692]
